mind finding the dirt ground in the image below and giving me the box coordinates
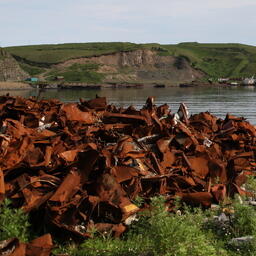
[0,81,32,90]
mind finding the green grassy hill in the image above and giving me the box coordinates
[0,47,29,81]
[154,42,256,78]
[4,42,256,81]
[5,42,142,64]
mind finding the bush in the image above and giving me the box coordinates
[1,187,256,256]
[204,197,256,256]
[69,196,256,256]
[0,199,30,242]
[129,197,220,256]
[68,197,221,256]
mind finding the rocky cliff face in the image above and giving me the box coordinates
[0,48,28,81]
[55,49,203,84]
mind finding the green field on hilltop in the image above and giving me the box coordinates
[154,42,256,78]
[5,42,142,64]
[4,42,256,79]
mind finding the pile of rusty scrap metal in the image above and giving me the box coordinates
[0,95,256,252]
[0,234,53,256]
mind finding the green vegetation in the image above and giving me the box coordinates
[5,42,142,64]
[151,42,256,78]
[2,190,256,255]
[54,197,219,256]
[0,199,30,242]
[54,195,256,256]
[46,63,105,83]
[19,63,45,76]
[5,42,256,80]
[0,48,8,60]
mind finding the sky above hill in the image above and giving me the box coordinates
[1,0,255,47]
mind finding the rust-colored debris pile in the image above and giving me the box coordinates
[0,234,53,256]
[0,95,256,244]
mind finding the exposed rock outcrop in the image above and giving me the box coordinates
[0,48,28,81]
[54,49,203,85]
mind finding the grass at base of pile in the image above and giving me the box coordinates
[0,199,30,242]
[66,199,219,256]
[53,195,256,256]
[2,193,256,255]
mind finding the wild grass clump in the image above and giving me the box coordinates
[0,199,30,242]
[59,194,256,256]
[67,197,220,256]
[126,197,219,256]
[2,190,256,256]
[205,196,256,256]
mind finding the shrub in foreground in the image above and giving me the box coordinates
[74,197,222,256]
[0,199,30,242]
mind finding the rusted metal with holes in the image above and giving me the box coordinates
[0,95,255,249]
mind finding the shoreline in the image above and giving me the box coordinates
[0,81,32,90]
[0,81,255,90]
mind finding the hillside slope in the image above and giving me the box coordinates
[4,42,256,84]
[46,49,203,84]
[0,48,28,81]
[155,42,256,78]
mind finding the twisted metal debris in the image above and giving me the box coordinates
[0,95,255,255]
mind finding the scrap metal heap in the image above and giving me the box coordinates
[0,95,256,254]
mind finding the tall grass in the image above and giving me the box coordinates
[0,199,30,242]
[55,195,256,256]
[2,192,256,255]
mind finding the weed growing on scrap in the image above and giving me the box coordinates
[2,194,256,255]
[56,197,218,256]
[0,199,30,242]
[52,195,256,256]
[2,193,256,255]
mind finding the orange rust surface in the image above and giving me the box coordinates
[0,95,255,250]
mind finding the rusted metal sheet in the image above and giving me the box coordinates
[0,170,5,199]
[0,94,256,249]
[0,234,53,256]
[60,103,97,123]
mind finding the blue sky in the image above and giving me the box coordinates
[1,0,256,47]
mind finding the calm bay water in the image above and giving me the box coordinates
[1,86,256,124]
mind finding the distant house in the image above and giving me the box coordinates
[26,77,39,82]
